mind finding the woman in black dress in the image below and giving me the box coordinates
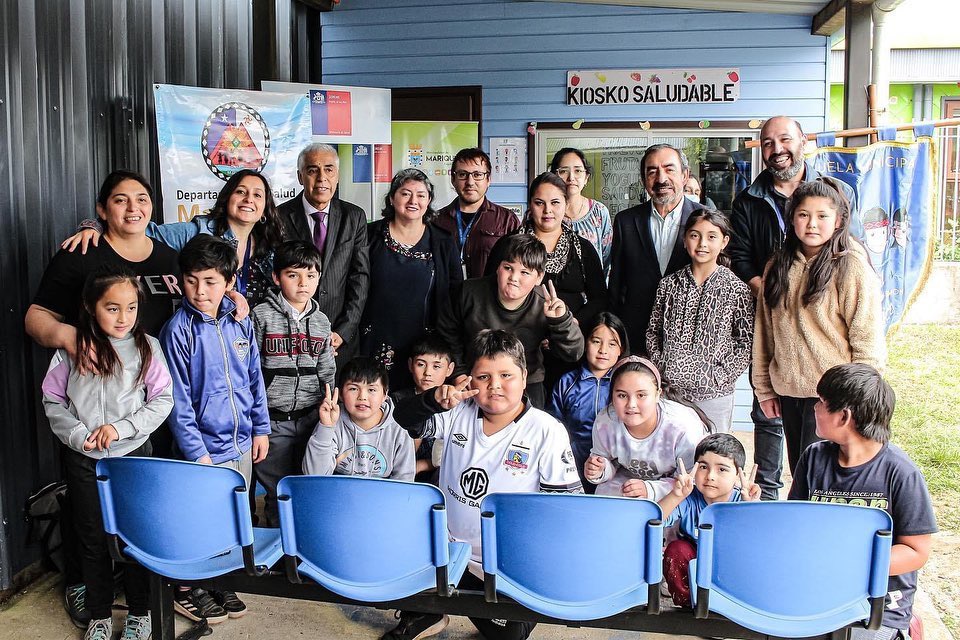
[360,169,461,389]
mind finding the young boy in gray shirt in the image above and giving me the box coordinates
[303,358,414,480]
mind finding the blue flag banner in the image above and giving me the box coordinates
[810,125,937,331]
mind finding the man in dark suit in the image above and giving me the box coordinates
[278,143,369,360]
[609,143,705,354]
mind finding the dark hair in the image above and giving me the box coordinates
[381,168,436,223]
[695,433,746,471]
[338,357,389,393]
[76,266,153,383]
[610,357,715,432]
[273,240,322,275]
[409,333,455,363]
[816,363,894,444]
[497,234,547,274]
[527,172,568,205]
[684,208,733,268]
[641,143,689,174]
[583,311,631,360]
[96,170,153,208]
[764,177,853,309]
[96,171,154,232]
[178,234,239,281]
[210,170,284,260]
[549,147,593,177]
[469,329,526,372]
[451,148,491,175]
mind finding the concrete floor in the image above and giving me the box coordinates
[0,571,668,640]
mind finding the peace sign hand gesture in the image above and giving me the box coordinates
[670,457,696,500]
[318,384,340,427]
[434,375,479,411]
[541,280,567,319]
[739,463,762,502]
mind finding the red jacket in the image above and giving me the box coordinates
[433,197,520,278]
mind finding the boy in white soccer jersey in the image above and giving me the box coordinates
[384,329,583,640]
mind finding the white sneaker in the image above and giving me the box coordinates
[121,613,152,640]
[84,617,113,640]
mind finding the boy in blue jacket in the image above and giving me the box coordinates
[160,234,269,623]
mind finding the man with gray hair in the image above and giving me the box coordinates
[278,143,369,360]
[609,143,705,353]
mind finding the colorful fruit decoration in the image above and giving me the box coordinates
[727,70,740,82]
[630,72,642,82]
[570,74,580,86]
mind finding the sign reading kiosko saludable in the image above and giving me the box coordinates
[566,68,740,106]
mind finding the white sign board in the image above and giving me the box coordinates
[566,68,741,106]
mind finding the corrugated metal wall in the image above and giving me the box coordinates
[0,0,315,589]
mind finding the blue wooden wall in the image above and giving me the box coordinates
[321,0,829,206]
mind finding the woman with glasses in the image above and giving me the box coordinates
[360,168,461,389]
[550,147,613,273]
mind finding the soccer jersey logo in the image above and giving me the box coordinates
[460,467,489,500]
[452,433,468,448]
[200,102,270,181]
[561,449,574,464]
[233,337,250,360]
[504,448,529,470]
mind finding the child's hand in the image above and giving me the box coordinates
[541,281,567,319]
[671,458,695,499]
[621,479,649,499]
[83,424,119,451]
[584,455,606,481]
[318,384,340,427]
[434,375,479,411]
[330,332,343,356]
[196,455,213,465]
[739,463,762,501]
[251,435,270,463]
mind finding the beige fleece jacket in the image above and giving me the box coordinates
[752,244,885,401]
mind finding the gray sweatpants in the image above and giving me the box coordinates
[694,393,735,433]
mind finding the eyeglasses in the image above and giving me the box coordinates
[555,167,587,178]
[452,170,490,181]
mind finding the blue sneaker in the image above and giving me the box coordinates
[121,613,151,640]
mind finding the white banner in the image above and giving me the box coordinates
[261,81,392,145]
[566,68,741,106]
[154,84,313,223]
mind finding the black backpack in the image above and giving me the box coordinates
[24,481,68,573]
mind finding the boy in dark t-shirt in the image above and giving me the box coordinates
[789,363,937,638]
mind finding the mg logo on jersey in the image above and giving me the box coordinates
[460,467,489,500]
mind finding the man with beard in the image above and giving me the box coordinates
[729,116,856,501]
[609,144,705,354]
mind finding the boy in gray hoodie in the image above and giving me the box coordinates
[302,358,414,480]
[252,241,336,526]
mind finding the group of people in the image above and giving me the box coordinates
[26,116,935,640]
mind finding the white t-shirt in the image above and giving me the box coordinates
[589,400,705,501]
[432,400,582,573]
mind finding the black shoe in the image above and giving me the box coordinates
[173,588,228,624]
[380,611,449,640]
[64,583,92,629]
[211,589,247,618]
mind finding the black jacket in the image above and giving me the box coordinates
[728,160,858,285]
[608,198,704,355]
[364,218,463,329]
[277,193,370,344]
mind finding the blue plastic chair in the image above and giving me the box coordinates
[690,501,893,637]
[480,493,664,620]
[96,457,282,580]
[277,475,469,601]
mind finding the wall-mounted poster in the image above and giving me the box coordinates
[566,68,741,106]
[490,137,527,185]
[391,121,480,207]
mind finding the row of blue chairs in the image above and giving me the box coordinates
[95,457,892,639]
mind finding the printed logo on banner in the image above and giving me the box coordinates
[407,144,424,167]
[200,102,270,181]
